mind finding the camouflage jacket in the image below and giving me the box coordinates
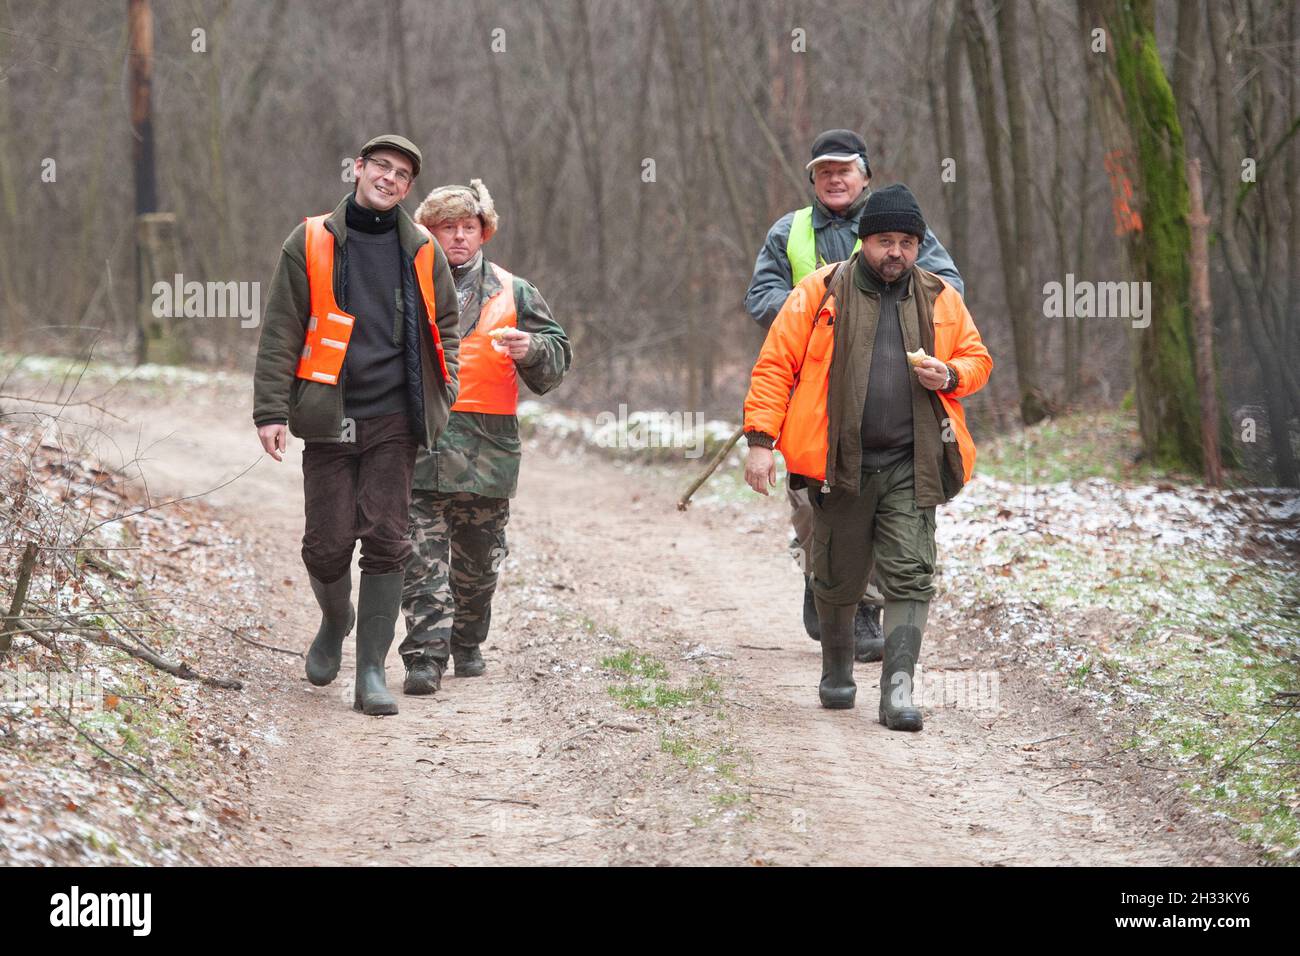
[412,256,571,498]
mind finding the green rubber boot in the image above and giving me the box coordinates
[353,572,403,716]
[814,597,857,709]
[305,573,355,686]
[879,599,928,732]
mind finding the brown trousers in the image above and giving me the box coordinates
[301,412,417,582]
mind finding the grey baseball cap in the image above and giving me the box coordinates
[805,128,871,178]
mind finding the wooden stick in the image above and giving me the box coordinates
[676,425,744,511]
[2,615,242,691]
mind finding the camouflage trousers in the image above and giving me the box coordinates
[398,490,510,664]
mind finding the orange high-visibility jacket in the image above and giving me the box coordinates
[451,262,519,414]
[743,263,992,486]
[295,215,449,386]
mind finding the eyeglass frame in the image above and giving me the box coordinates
[362,154,414,186]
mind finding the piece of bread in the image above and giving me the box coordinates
[487,327,512,341]
[906,348,928,367]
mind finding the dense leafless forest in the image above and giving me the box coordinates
[0,0,1296,483]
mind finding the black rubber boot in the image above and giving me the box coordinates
[402,655,444,696]
[353,572,403,716]
[878,599,928,732]
[802,579,820,641]
[452,645,486,677]
[853,602,884,662]
[814,596,857,709]
[305,573,355,687]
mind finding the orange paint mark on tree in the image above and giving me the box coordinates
[1103,149,1144,235]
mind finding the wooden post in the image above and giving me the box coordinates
[137,212,188,364]
[129,0,174,365]
[128,0,156,217]
[1186,158,1224,486]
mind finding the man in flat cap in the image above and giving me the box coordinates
[398,179,571,695]
[253,134,461,717]
[745,128,965,663]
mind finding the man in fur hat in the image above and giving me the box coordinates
[399,179,572,694]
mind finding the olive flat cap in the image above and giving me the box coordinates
[359,134,422,178]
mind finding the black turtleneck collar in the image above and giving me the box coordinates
[347,194,399,234]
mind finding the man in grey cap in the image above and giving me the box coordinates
[253,134,461,717]
[744,128,964,662]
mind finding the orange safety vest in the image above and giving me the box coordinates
[295,215,449,386]
[451,262,519,414]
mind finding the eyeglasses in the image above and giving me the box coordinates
[364,156,413,186]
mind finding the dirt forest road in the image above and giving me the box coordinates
[78,378,1252,866]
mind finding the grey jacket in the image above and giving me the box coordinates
[252,195,461,448]
[744,196,964,328]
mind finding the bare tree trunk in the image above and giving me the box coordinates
[386,0,415,137]
[539,0,610,387]
[943,4,970,274]
[1206,0,1296,485]
[1171,0,1200,145]
[482,4,521,269]
[1070,85,1094,400]
[1032,0,1069,401]
[0,25,24,338]
[1081,0,1204,472]
[129,0,161,365]
[963,0,1047,424]
[631,4,660,292]
[1186,158,1223,485]
[1288,0,1300,396]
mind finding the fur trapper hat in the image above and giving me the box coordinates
[414,178,498,241]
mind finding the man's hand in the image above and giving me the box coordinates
[492,328,532,361]
[745,446,778,495]
[914,356,950,391]
[258,423,287,462]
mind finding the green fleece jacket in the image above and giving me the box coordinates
[252,195,461,448]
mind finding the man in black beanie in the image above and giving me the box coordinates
[744,129,966,662]
[743,184,992,730]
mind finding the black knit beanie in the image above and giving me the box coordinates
[857,183,926,241]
